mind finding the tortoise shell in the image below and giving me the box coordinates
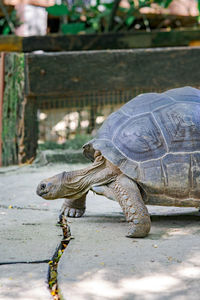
[83,86,200,184]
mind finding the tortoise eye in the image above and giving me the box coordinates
[40,183,46,190]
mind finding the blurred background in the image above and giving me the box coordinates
[1,0,199,36]
[0,0,200,166]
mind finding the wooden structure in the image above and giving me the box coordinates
[0,29,200,52]
[1,46,200,166]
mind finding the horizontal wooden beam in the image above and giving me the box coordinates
[0,35,23,52]
[22,29,200,52]
[0,29,200,52]
[25,47,200,97]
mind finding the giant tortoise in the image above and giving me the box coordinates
[37,86,200,237]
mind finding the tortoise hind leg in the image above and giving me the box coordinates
[59,193,87,221]
[115,175,151,237]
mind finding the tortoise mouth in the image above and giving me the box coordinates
[36,188,48,197]
[38,190,48,196]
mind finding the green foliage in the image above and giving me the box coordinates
[0,10,19,35]
[38,134,92,151]
[0,0,200,35]
[46,4,69,16]
[198,1,200,22]
[153,0,173,8]
[46,0,200,34]
[61,22,85,34]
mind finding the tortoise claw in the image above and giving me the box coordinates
[66,207,85,218]
[58,207,85,224]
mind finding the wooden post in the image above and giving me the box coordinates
[0,52,5,167]
[0,52,38,166]
[2,53,26,165]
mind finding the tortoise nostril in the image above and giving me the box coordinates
[40,183,46,190]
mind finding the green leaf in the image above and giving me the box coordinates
[102,3,114,10]
[89,19,99,30]
[198,0,200,14]
[125,15,135,26]
[153,0,173,8]
[0,18,5,26]
[118,7,129,13]
[46,4,69,16]
[128,0,135,7]
[3,26,10,35]
[163,0,173,8]
[61,22,85,34]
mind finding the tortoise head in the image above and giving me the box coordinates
[36,171,87,200]
[36,156,117,201]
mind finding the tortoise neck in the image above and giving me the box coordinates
[64,157,120,199]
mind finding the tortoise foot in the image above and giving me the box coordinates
[65,207,85,218]
[59,197,86,222]
[58,207,85,223]
[126,219,151,238]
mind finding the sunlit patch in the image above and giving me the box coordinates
[96,116,105,124]
[164,228,193,237]
[81,120,89,128]
[71,269,180,299]
[120,275,180,293]
[52,112,79,136]
[39,112,47,121]
[77,270,122,298]
[177,267,200,278]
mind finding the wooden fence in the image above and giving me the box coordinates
[1,46,200,165]
[0,29,200,52]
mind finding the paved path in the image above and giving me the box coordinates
[58,197,200,300]
[0,164,86,300]
[1,164,200,300]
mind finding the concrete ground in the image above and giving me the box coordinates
[1,163,200,300]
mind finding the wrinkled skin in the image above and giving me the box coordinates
[37,154,118,200]
[36,153,151,238]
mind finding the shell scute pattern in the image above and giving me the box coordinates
[164,86,200,103]
[121,92,175,116]
[153,102,200,152]
[84,87,200,184]
[113,113,167,162]
[95,110,127,140]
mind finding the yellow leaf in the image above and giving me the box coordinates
[168,256,173,261]
[8,205,13,209]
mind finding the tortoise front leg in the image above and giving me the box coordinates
[112,175,151,237]
[59,193,87,221]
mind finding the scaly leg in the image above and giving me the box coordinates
[115,175,151,237]
[91,184,116,201]
[92,175,151,237]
